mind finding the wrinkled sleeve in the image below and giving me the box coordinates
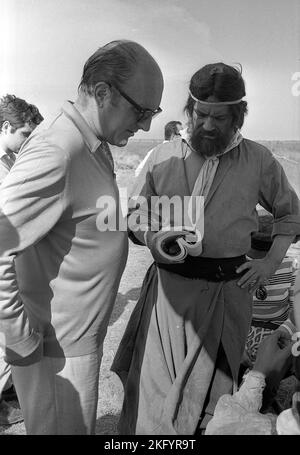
[0,142,69,364]
[128,149,159,245]
[258,151,300,241]
[205,371,266,435]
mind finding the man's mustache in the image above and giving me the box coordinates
[192,127,220,141]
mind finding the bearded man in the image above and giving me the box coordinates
[112,63,300,435]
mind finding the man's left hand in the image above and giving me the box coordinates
[253,330,292,379]
[236,258,278,293]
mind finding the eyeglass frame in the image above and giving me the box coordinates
[108,83,162,121]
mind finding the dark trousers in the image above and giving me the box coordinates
[196,344,233,434]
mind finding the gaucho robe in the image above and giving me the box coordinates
[112,138,300,435]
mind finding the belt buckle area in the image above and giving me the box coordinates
[215,265,226,281]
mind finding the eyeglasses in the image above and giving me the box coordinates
[109,84,162,121]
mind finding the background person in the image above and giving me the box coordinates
[205,272,300,436]
[0,94,43,184]
[244,211,298,366]
[238,210,299,413]
[164,120,183,140]
[0,94,43,425]
[135,120,182,177]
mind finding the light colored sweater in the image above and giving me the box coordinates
[0,101,128,362]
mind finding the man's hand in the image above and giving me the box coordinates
[254,331,293,411]
[276,326,292,348]
[145,231,184,264]
[236,257,278,293]
[253,330,292,380]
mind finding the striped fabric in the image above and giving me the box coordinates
[246,256,298,362]
[251,256,298,327]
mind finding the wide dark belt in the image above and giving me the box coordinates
[157,255,247,281]
[251,320,279,330]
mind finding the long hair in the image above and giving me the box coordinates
[184,63,248,129]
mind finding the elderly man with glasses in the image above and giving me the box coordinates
[0,40,163,435]
[112,62,300,435]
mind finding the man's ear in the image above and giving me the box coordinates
[1,120,11,134]
[94,82,112,107]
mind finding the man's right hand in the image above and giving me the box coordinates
[145,230,184,264]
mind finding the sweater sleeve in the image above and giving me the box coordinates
[0,141,69,364]
[258,150,300,241]
[278,260,298,335]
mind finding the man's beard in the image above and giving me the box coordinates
[190,125,233,157]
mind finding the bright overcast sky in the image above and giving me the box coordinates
[0,0,299,140]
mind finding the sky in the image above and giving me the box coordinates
[0,0,299,140]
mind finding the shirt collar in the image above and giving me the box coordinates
[0,147,7,159]
[215,129,243,157]
[61,100,103,154]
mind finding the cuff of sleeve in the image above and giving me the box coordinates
[244,370,266,386]
[4,330,42,363]
[235,370,266,412]
[280,321,296,336]
[272,222,300,241]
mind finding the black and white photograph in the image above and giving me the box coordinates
[0,0,300,442]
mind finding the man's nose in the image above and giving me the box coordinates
[202,117,215,132]
[137,116,152,132]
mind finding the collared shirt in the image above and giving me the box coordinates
[62,101,115,175]
[186,130,244,200]
[0,101,128,361]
